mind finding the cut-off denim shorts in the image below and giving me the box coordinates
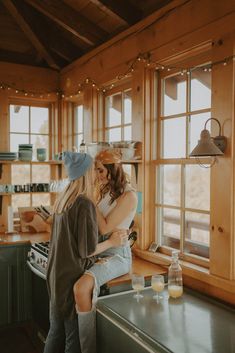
[86,240,132,303]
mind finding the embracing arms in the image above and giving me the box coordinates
[96,191,138,235]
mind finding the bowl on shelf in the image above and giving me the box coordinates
[119,148,136,160]
[37,148,47,161]
[18,149,33,161]
[87,142,110,158]
[0,152,18,161]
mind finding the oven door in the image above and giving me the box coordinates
[27,260,46,280]
[27,260,49,339]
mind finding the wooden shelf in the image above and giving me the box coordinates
[0,160,63,165]
[0,192,58,195]
[121,159,142,164]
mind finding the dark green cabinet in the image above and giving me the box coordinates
[0,244,32,326]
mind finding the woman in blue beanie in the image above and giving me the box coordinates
[74,149,138,353]
[43,151,127,353]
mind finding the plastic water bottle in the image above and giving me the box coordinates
[168,250,183,298]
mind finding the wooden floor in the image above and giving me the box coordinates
[0,326,39,353]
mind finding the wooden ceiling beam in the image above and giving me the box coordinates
[0,49,45,67]
[90,0,142,25]
[2,0,59,70]
[25,0,108,46]
[50,39,82,62]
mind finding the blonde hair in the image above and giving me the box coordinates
[53,165,94,214]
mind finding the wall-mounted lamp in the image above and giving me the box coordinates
[190,118,227,157]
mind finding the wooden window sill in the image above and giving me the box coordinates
[133,248,235,306]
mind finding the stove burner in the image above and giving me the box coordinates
[33,241,50,255]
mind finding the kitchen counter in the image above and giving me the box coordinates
[97,287,235,353]
[0,232,50,245]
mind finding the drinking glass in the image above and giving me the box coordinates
[151,274,165,302]
[132,274,145,300]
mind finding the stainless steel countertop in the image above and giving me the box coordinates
[97,287,235,353]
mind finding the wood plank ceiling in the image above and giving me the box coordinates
[0,0,173,70]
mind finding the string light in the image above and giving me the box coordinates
[0,82,61,98]
[0,53,234,99]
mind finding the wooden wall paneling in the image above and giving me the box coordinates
[131,65,144,249]
[132,63,153,250]
[232,41,235,281]
[0,62,59,92]
[83,86,94,144]
[0,165,11,233]
[97,92,104,142]
[210,37,234,280]
[149,69,158,248]
[67,102,73,150]
[0,91,9,152]
[60,100,71,152]
[60,0,235,94]
[0,91,10,232]
[50,100,59,158]
[91,88,99,143]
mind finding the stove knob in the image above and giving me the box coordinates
[29,252,35,262]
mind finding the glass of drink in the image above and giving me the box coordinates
[168,285,183,298]
[131,274,145,300]
[151,274,165,302]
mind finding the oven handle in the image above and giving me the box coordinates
[27,260,46,280]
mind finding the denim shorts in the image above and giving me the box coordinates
[86,243,132,301]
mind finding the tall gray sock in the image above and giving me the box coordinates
[77,307,96,353]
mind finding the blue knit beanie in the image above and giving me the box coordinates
[63,152,93,181]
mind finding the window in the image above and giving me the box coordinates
[105,87,133,178]
[73,105,84,149]
[9,104,51,212]
[155,66,212,259]
[105,89,132,142]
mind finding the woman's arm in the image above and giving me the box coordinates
[89,229,128,256]
[96,191,137,235]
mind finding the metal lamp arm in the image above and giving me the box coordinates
[204,118,222,136]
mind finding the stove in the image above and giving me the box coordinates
[27,241,50,279]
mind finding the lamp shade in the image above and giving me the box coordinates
[190,129,223,157]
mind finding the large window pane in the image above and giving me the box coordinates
[185,165,210,211]
[9,104,51,213]
[158,165,181,206]
[184,211,209,245]
[123,164,132,180]
[108,128,121,142]
[189,113,211,152]
[10,134,29,152]
[75,105,83,134]
[124,126,132,140]
[106,93,122,126]
[158,207,180,249]
[124,90,132,124]
[74,134,83,149]
[12,194,31,213]
[31,135,49,160]
[31,107,49,134]
[162,117,186,158]
[10,105,29,133]
[11,165,30,184]
[190,68,211,111]
[163,74,186,116]
[32,165,50,183]
[32,194,50,207]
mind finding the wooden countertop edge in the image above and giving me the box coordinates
[0,232,50,245]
